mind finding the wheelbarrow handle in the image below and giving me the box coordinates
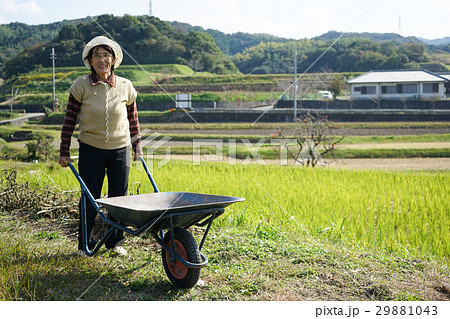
[139,156,159,193]
[67,162,98,206]
[66,162,105,256]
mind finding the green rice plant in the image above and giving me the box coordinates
[126,160,449,260]
[4,160,449,260]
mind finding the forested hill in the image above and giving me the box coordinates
[0,15,238,77]
[168,22,450,74]
[313,31,423,44]
[169,21,292,55]
[1,14,450,77]
[0,18,90,68]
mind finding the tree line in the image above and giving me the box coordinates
[1,14,449,78]
[0,15,238,77]
[232,38,434,74]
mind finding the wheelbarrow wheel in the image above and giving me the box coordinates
[162,227,201,288]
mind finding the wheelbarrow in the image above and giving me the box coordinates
[67,157,245,288]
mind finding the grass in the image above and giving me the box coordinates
[138,132,450,146]
[140,145,450,160]
[1,121,449,162]
[7,160,450,260]
[0,157,449,301]
[0,119,449,300]
[0,214,448,301]
[339,133,450,144]
[0,112,18,121]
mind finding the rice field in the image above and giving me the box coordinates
[16,158,449,261]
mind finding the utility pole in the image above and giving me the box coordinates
[293,47,298,121]
[10,88,19,116]
[50,48,57,111]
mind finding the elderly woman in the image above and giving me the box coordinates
[59,36,142,256]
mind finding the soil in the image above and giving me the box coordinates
[155,127,450,136]
[324,158,450,171]
[151,155,450,171]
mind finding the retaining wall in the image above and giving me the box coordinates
[2,101,449,123]
[140,109,450,123]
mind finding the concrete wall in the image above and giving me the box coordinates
[4,99,449,114]
[139,109,450,123]
[275,99,450,110]
[2,101,449,123]
[138,100,274,111]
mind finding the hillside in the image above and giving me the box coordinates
[418,36,450,46]
[312,30,425,44]
[1,15,450,78]
[0,18,90,70]
[0,15,239,78]
[169,21,292,55]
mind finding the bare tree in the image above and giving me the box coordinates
[186,52,204,74]
[273,112,345,167]
[422,96,440,110]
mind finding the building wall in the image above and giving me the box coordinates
[350,82,446,99]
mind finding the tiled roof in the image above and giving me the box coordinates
[438,72,450,80]
[347,69,448,84]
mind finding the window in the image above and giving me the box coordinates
[381,85,396,94]
[353,87,361,92]
[403,84,418,93]
[396,84,417,94]
[361,86,376,94]
[423,83,439,93]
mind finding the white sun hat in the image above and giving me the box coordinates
[82,36,123,69]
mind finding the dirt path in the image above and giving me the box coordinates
[58,139,449,170]
[324,158,450,170]
[150,155,450,170]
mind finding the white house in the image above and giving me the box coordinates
[347,69,448,100]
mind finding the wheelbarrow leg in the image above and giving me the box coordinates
[80,188,115,256]
[169,217,176,264]
[79,188,98,256]
[68,162,123,256]
[198,212,216,251]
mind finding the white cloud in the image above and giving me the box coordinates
[1,0,42,15]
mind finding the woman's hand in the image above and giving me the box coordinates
[58,156,71,167]
[134,151,143,161]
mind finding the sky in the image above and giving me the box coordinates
[0,0,449,40]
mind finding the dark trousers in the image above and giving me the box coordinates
[78,142,130,250]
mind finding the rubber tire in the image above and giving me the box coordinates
[162,227,201,288]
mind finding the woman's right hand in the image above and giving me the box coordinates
[58,156,71,167]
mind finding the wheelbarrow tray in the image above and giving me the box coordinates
[96,192,245,230]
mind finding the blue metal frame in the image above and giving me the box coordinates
[67,157,219,268]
